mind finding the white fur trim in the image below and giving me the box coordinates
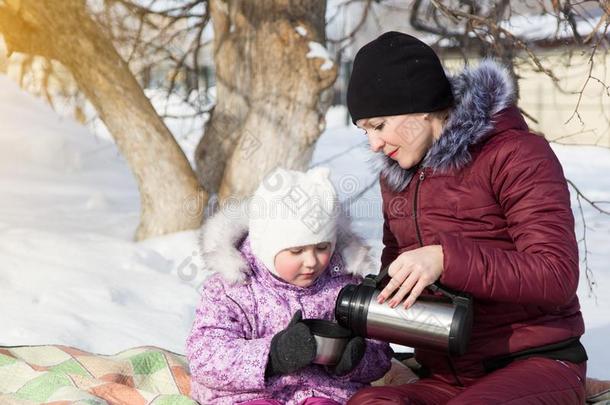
[198,202,377,284]
[198,200,251,284]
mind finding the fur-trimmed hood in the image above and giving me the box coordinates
[198,202,376,284]
[378,59,516,193]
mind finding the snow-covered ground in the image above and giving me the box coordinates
[1,75,609,379]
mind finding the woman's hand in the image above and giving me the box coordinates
[377,245,444,309]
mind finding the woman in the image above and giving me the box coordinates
[346,31,587,404]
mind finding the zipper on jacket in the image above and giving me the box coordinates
[413,168,463,387]
[413,170,425,247]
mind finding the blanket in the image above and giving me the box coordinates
[587,378,610,405]
[0,345,194,405]
[1,344,609,404]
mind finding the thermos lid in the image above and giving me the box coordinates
[334,284,356,327]
[335,282,375,337]
[448,295,474,356]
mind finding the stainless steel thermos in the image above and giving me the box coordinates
[335,267,473,355]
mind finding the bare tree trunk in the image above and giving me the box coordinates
[195,0,337,202]
[0,0,207,240]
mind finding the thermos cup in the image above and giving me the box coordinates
[335,267,473,355]
[301,319,351,365]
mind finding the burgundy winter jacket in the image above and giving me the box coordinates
[378,60,585,384]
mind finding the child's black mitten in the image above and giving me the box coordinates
[266,310,316,377]
[331,336,366,376]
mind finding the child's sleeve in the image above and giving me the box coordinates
[337,338,393,384]
[185,276,273,392]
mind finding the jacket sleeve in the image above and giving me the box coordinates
[336,338,393,384]
[186,276,273,392]
[438,133,579,307]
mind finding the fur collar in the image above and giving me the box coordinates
[377,59,516,193]
[198,202,376,284]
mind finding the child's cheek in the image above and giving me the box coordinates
[317,251,332,270]
[275,255,302,280]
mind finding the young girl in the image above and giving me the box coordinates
[186,167,392,405]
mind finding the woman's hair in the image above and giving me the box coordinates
[429,107,452,123]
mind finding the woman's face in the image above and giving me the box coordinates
[357,113,435,170]
[274,242,332,287]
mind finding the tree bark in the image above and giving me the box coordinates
[195,0,337,202]
[0,0,207,240]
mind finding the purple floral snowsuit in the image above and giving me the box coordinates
[186,208,392,405]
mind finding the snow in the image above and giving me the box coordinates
[144,88,208,168]
[295,26,308,37]
[501,13,606,42]
[423,13,607,49]
[307,41,334,71]
[1,74,609,380]
[408,12,607,51]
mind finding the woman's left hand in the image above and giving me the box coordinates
[377,245,444,309]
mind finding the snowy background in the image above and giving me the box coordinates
[1,74,609,379]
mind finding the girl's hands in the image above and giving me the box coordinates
[267,310,316,377]
[377,245,444,309]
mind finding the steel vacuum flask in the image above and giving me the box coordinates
[335,267,473,355]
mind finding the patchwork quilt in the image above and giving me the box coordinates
[0,345,194,404]
[1,344,608,404]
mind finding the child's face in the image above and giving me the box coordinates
[274,242,332,287]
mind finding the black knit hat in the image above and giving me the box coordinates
[347,31,454,124]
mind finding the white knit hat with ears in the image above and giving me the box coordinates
[248,166,340,276]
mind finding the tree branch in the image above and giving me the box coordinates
[0,4,53,58]
[566,178,610,215]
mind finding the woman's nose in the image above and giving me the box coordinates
[368,133,385,152]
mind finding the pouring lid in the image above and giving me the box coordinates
[448,295,474,355]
